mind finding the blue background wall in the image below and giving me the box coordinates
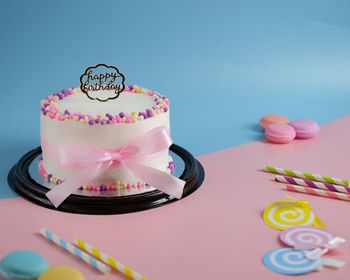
[1,0,349,197]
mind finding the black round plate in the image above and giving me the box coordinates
[8,144,205,215]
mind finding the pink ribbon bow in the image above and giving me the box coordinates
[45,126,185,207]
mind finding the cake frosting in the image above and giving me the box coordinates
[39,85,173,195]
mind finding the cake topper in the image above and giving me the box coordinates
[80,64,125,102]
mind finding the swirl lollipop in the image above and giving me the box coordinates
[280,226,334,249]
[263,199,326,230]
[263,248,321,275]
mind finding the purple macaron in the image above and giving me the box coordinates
[289,119,320,139]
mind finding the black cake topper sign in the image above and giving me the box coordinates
[80,64,125,102]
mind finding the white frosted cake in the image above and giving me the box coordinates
[39,85,177,201]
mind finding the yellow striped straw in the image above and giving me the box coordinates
[74,239,148,280]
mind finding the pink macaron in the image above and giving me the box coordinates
[265,123,296,144]
[259,114,289,130]
[289,119,320,139]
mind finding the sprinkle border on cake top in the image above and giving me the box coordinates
[40,85,170,125]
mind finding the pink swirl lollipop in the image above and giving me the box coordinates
[280,226,334,249]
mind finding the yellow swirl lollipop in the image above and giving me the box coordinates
[263,197,326,230]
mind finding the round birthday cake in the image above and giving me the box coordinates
[39,84,184,207]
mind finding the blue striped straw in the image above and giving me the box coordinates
[39,228,110,273]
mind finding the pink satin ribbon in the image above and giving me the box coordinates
[44,126,185,207]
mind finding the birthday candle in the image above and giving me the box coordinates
[275,175,350,193]
[39,228,110,273]
[264,166,349,186]
[75,239,147,280]
[286,185,350,202]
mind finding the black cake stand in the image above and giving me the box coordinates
[8,144,205,215]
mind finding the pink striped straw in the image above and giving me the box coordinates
[286,185,350,202]
[275,175,350,194]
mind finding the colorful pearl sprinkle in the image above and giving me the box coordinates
[40,85,170,125]
[38,158,175,193]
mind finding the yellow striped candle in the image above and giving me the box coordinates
[74,239,148,280]
[39,229,110,273]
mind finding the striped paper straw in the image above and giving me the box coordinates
[75,239,147,280]
[286,185,350,202]
[264,166,349,186]
[275,175,350,194]
[39,228,110,273]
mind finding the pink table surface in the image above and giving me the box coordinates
[1,116,350,280]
